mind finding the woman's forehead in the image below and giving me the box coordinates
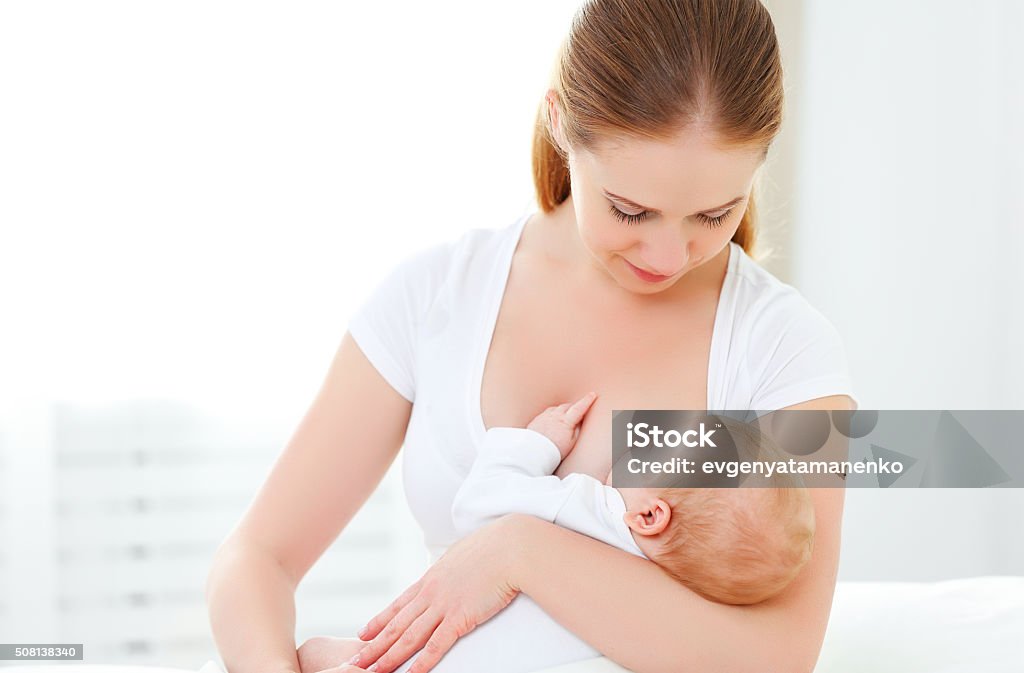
[578,132,764,212]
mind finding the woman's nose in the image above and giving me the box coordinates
[636,231,691,276]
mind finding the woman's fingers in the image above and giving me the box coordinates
[350,519,521,673]
[358,578,422,641]
[352,596,430,671]
[364,607,443,673]
[405,620,462,673]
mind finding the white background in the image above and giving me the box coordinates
[1,0,1022,667]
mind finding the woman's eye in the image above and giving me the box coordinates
[608,203,650,226]
[696,209,733,228]
[609,203,735,229]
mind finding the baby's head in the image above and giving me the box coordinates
[614,413,819,604]
[621,484,815,605]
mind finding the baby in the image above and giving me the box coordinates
[451,392,817,607]
[295,393,815,673]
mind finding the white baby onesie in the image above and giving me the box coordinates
[451,426,648,560]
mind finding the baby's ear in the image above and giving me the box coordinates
[622,500,672,536]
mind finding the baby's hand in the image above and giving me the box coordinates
[526,391,598,460]
[296,635,366,673]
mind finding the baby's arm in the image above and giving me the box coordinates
[450,426,576,536]
[451,428,640,555]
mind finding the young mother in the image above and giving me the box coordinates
[206,1,858,672]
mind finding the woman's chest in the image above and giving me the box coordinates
[479,276,718,481]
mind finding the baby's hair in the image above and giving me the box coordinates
[649,414,816,605]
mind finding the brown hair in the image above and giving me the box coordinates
[651,485,814,605]
[531,0,784,257]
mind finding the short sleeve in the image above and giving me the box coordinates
[747,294,859,411]
[346,240,453,404]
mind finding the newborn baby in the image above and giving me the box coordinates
[452,392,817,607]
[295,394,816,673]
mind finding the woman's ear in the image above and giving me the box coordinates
[545,89,569,154]
[623,497,672,536]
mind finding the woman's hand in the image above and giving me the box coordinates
[346,515,524,673]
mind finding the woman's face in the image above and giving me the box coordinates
[551,99,766,296]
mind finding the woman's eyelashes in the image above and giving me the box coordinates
[607,203,732,228]
[696,210,731,228]
[608,203,652,225]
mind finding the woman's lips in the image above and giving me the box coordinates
[625,258,674,283]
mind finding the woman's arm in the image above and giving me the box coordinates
[510,394,852,673]
[206,538,305,673]
[206,331,413,673]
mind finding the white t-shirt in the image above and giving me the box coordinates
[451,426,648,559]
[346,210,858,673]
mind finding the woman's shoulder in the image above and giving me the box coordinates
[391,213,526,286]
[724,242,857,409]
[359,214,524,317]
[726,242,841,337]
[345,214,526,403]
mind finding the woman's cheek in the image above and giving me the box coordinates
[581,216,632,257]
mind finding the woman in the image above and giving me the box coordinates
[206,1,858,672]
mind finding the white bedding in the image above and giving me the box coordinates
[812,575,1024,673]
[3,577,1021,673]
[527,575,1024,673]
